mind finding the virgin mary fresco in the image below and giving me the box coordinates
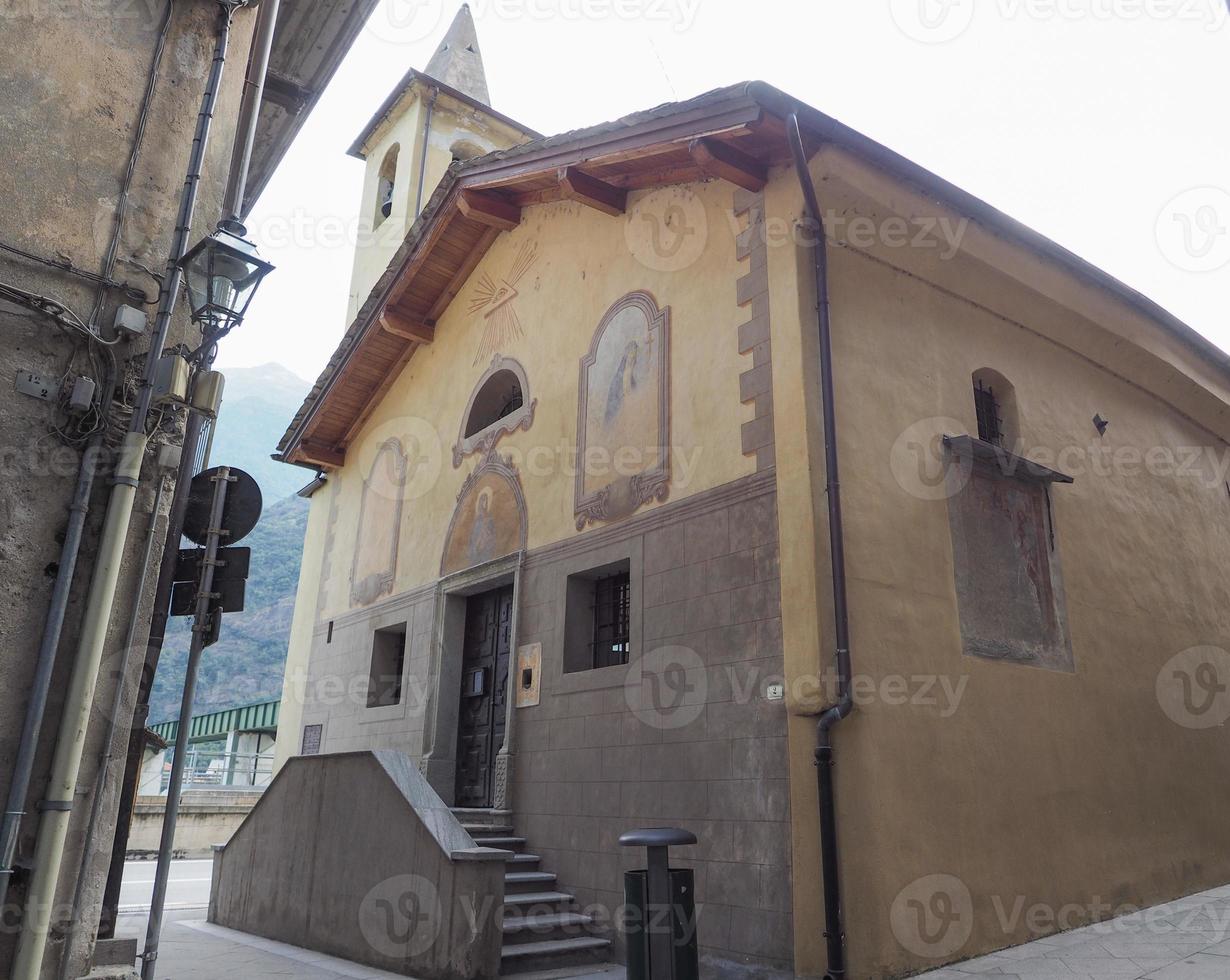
[581,296,665,504]
[442,467,525,575]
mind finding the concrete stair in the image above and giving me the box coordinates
[452,808,611,974]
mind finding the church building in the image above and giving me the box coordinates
[211,7,1230,978]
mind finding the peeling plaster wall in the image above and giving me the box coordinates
[0,2,255,976]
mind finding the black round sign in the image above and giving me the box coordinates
[182,466,263,547]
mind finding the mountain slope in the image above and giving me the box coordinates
[148,363,312,724]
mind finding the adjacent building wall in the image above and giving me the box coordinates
[0,2,255,976]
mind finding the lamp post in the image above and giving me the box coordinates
[138,226,270,980]
[181,220,274,338]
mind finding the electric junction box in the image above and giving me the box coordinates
[68,376,96,413]
[113,305,147,339]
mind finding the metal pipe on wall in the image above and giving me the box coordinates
[101,0,280,931]
[0,436,104,912]
[11,6,241,977]
[56,476,167,980]
[222,0,280,223]
[787,111,856,980]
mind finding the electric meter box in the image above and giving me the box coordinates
[191,370,225,417]
[153,354,189,403]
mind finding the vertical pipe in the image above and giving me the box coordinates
[55,478,166,980]
[222,0,280,222]
[11,432,147,980]
[0,438,103,911]
[99,408,205,935]
[787,112,855,980]
[140,467,233,980]
[414,87,438,218]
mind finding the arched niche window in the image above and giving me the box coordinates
[453,355,536,466]
[450,139,484,165]
[972,367,1018,448]
[374,143,399,229]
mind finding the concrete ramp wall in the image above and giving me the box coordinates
[208,750,509,980]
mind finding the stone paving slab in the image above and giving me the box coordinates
[914,884,1230,980]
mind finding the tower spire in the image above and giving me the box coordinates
[423,4,490,106]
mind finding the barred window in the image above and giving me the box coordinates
[974,378,1003,445]
[592,572,631,669]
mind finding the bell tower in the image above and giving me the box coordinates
[345,4,536,321]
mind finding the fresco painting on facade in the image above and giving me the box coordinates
[441,451,528,574]
[576,291,672,528]
[350,437,407,605]
[468,239,538,364]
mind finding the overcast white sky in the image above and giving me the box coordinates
[218,0,1229,382]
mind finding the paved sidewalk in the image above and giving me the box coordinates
[115,910,621,980]
[116,883,1230,980]
[914,883,1230,980]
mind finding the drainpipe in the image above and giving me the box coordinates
[222,0,280,224]
[414,86,438,218]
[11,7,241,978]
[55,476,167,980]
[0,432,105,914]
[787,112,855,980]
[100,0,277,937]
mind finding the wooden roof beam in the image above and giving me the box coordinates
[457,189,521,231]
[557,166,626,216]
[298,439,346,469]
[379,308,435,343]
[688,137,767,192]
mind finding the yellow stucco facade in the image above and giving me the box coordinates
[275,75,1230,976]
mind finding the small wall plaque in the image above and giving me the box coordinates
[516,642,541,708]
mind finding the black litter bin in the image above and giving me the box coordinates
[619,827,699,980]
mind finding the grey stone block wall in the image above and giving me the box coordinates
[299,586,437,757]
[512,472,792,973]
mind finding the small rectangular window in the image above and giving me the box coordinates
[563,559,632,673]
[592,572,632,669]
[367,624,406,707]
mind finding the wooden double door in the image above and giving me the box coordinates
[454,586,514,808]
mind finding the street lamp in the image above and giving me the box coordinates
[180,220,274,331]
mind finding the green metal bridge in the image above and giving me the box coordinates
[150,698,280,748]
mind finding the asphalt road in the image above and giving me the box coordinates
[118,858,213,913]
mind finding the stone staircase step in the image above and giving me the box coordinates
[462,823,515,836]
[502,890,575,909]
[505,853,540,865]
[502,911,596,947]
[505,871,557,887]
[500,936,612,973]
[502,911,594,933]
[473,835,526,848]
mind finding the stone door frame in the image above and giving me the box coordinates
[419,551,524,809]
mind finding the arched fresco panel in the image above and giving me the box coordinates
[350,438,406,605]
[575,291,671,528]
[441,451,528,575]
